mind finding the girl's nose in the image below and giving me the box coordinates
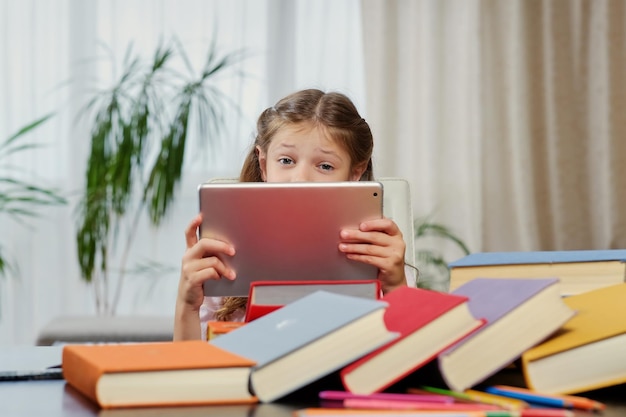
[290,166,313,182]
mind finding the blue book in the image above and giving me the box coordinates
[210,290,398,403]
[449,249,626,267]
[448,249,626,296]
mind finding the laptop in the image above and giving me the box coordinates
[198,181,384,296]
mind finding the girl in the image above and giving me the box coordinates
[174,89,416,341]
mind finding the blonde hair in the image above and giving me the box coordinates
[218,89,374,320]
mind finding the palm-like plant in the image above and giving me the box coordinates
[414,217,470,291]
[75,39,245,315]
[0,115,67,276]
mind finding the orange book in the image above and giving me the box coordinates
[62,341,257,408]
[207,321,246,340]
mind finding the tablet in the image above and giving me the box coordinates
[198,181,384,296]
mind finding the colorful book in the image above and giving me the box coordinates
[521,282,626,394]
[61,341,257,408]
[210,290,398,403]
[244,280,380,322]
[436,278,576,391]
[448,249,626,296]
[339,287,486,394]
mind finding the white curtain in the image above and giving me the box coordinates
[0,0,366,345]
[9,0,623,346]
[362,0,626,287]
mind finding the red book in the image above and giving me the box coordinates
[340,286,485,394]
[244,280,380,322]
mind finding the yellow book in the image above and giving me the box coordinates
[521,283,626,394]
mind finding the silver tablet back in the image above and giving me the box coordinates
[198,181,384,296]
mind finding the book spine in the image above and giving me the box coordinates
[62,348,101,405]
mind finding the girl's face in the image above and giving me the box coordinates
[257,123,365,183]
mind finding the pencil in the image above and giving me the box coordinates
[296,408,574,417]
[343,398,502,411]
[517,409,575,417]
[464,389,530,411]
[319,390,453,403]
[417,386,529,410]
[296,409,490,417]
[485,386,605,411]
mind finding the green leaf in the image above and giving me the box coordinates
[2,113,55,147]
[73,37,247,313]
[413,216,471,290]
[0,114,66,278]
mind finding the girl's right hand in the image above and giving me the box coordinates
[177,213,236,312]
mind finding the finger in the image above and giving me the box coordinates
[343,250,403,277]
[362,218,401,234]
[340,229,392,246]
[186,238,236,262]
[199,237,236,257]
[185,238,236,280]
[339,241,405,267]
[192,256,237,281]
[181,253,236,286]
[339,242,384,258]
[185,214,203,248]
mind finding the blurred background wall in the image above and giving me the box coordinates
[1,0,624,345]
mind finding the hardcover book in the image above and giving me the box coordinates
[207,321,246,340]
[448,249,626,296]
[211,290,398,403]
[62,341,257,408]
[244,280,380,322]
[339,286,485,394]
[437,277,576,391]
[521,282,626,394]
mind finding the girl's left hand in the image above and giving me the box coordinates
[338,217,407,294]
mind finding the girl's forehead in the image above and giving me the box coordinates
[271,122,337,145]
[277,121,322,135]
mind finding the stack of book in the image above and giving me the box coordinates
[62,288,483,407]
[63,290,397,408]
[61,259,626,411]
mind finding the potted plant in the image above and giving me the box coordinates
[75,39,245,315]
[0,114,67,277]
[414,216,471,291]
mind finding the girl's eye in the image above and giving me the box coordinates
[319,163,334,171]
[278,157,294,165]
